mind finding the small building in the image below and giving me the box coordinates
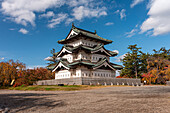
[50,24,123,79]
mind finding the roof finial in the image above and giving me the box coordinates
[94,30,97,34]
[72,23,74,27]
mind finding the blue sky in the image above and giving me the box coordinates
[0,0,170,68]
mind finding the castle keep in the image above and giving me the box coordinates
[37,24,141,86]
[49,24,123,79]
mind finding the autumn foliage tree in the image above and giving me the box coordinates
[14,67,54,87]
[0,60,25,86]
[145,48,170,84]
[0,60,54,87]
[121,45,170,84]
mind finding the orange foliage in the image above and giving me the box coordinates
[116,76,122,78]
[0,60,54,87]
[141,73,156,84]
[0,60,25,86]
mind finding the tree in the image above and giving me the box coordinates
[0,60,25,86]
[50,48,58,64]
[45,48,59,70]
[153,47,170,60]
[14,67,55,86]
[0,60,54,87]
[141,73,156,85]
[120,44,148,78]
[165,65,170,80]
[147,48,170,84]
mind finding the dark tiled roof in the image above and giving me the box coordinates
[110,63,123,69]
[58,25,112,44]
[52,57,123,71]
[47,63,57,70]
[55,44,118,57]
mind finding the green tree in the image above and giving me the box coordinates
[45,48,59,70]
[120,44,148,78]
[50,48,58,64]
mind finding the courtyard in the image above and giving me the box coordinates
[0,86,170,113]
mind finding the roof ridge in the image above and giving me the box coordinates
[58,24,113,44]
[72,25,96,34]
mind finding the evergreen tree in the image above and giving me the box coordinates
[45,48,59,69]
[120,44,147,78]
[50,48,58,64]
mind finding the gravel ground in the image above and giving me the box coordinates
[0,86,170,113]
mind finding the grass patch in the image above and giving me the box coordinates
[4,84,133,91]
[8,85,112,91]
[0,86,10,89]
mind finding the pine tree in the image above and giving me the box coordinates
[120,44,148,78]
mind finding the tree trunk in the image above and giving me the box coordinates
[135,66,137,79]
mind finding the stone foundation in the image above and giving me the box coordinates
[35,77,141,86]
[166,81,170,86]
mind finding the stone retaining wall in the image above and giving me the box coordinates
[166,81,170,86]
[35,78,82,85]
[82,77,141,86]
[35,77,141,86]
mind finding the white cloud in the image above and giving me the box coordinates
[112,50,119,54]
[44,56,61,61]
[114,54,126,62]
[125,24,139,37]
[1,0,66,26]
[114,10,120,14]
[126,29,138,37]
[105,22,114,26]
[65,18,74,25]
[44,56,53,61]
[0,57,5,60]
[66,0,92,7]
[120,9,126,20]
[1,0,108,27]
[72,6,107,20]
[140,0,170,36]
[116,70,121,76]
[130,0,144,8]
[40,11,55,18]
[19,28,28,34]
[9,28,15,30]
[48,13,68,28]
[27,65,46,69]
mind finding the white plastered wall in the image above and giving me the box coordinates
[68,39,82,47]
[92,69,116,78]
[63,54,73,62]
[74,51,110,63]
[91,54,109,62]
[81,39,99,47]
[55,68,116,79]
[68,39,101,47]
[81,69,116,78]
[55,70,71,79]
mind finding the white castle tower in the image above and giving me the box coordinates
[48,24,122,79]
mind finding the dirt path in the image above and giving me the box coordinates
[0,86,170,113]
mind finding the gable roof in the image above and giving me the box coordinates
[58,24,112,44]
[46,63,57,70]
[55,44,118,57]
[52,57,123,72]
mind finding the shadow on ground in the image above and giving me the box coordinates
[0,93,65,112]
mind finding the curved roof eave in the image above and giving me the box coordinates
[58,25,113,44]
[52,60,70,72]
